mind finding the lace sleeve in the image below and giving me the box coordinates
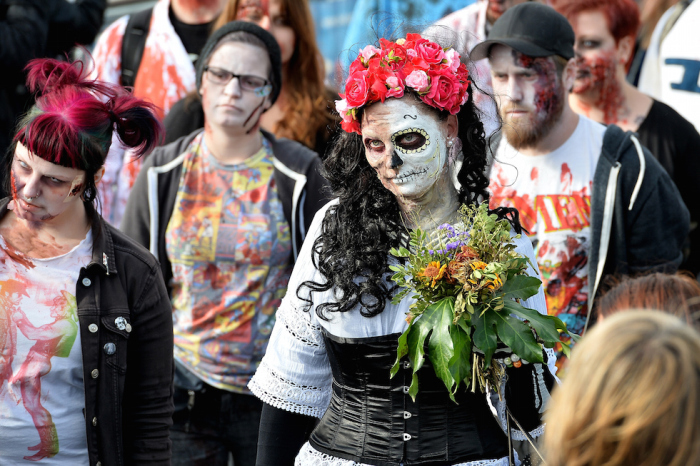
[249,201,337,418]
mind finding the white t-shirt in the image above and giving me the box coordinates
[638,0,700,131]
[488,117,605,366]
[0,231,92,465]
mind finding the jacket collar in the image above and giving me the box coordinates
[0,197,118,276]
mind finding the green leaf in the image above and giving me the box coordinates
[424,298,456,395]
[501,275,542,301]
[391,328,410,378]
[492,312,543,363]
[448,325,472,391]
[503,300,561,345]
[472,309,498,364]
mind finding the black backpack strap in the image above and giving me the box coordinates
[120,7,153,89]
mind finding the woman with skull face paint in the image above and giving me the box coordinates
[555,0,700,275]
[121,20,330,466]
[0,57,173,465]
[248,34,557,466]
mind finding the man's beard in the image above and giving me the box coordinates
[500,84,565,150]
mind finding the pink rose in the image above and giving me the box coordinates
[360,45,380,64]
[407,49,418,59]
[335,98,350,116]
[445,49,461,72]
[415,40,445,65]
[423,71,461,113]
[406,70,430,93]
[386,76,400,88]
[384,75,404,99]
[344,69,369,108]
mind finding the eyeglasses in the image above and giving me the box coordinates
[204,66,271,96]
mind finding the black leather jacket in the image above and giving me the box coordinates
[0,199,174,466]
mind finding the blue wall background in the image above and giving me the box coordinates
[310,0,475,85]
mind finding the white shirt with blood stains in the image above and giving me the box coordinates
[488,116,605,370]
[0,231,92,464]
[90,0,196,226]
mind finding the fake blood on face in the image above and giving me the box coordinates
[573,52,623,125]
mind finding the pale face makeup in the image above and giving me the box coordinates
[571,10,625,96]
[362,98,459,228]
[9,143,87,223]
[200,41,271,133]
[237,0,296,64]
[490,44,565,148]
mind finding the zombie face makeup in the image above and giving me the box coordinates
[570,10,627,124]
[238,0,295,64]
[200,41,272,133]
[486,0,529,24]
[10,143,87,223]
[361,98,454,202]
[490,45,566,149]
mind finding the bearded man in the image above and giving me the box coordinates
[471,3,689,370]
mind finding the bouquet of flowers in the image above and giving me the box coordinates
[389,203,570,402]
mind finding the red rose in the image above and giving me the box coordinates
[348,57,367,76]
[422,71,461,114]
[415,40,445,65]
[368,73,389,103]
[341,117,362,135]
[379,38,407,71]
[402,33,425,51]
[344,69,370,108]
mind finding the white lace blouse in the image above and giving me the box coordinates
[249,200,556,466]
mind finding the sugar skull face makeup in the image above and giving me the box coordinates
[361,98,453,201]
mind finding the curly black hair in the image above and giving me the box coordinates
[298,81,522,320]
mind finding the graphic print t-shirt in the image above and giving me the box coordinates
[167,133,293,393]
[489,117,605,368]
[0,231,92,464]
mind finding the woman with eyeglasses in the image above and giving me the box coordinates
[163,0,339,158]
[121,21,330,466]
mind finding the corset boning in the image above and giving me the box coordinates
[309,331,509,466]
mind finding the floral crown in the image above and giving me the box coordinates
[335,34,471,135]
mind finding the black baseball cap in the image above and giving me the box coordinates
[470,3,575,61]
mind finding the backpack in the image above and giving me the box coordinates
[120,8,153,88]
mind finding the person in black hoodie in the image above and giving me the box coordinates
[555,0,700,276]
[471,3,689,369]
[121,21,330,466]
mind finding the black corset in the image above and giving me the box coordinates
[309,331,509,466]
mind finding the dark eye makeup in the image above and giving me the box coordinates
[392,128,429,154]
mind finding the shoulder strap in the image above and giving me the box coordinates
[120,7,154,89]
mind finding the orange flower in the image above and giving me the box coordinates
[485,275,503,291]
[470,261,488,270]
[420,261,447,287]
[455,245,479,262]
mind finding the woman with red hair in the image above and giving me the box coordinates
[0,57,173,465]
[555,0,700,276]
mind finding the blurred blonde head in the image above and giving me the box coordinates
[544,310,700,466]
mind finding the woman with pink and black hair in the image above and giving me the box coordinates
[0,57,173,466]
